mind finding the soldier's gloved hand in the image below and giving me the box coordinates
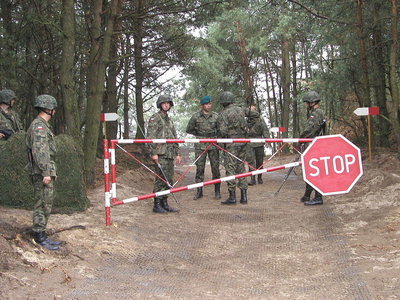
[175,155,181,165]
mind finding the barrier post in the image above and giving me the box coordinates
[104,139,111,226]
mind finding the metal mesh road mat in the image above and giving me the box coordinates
[69,170,372,299]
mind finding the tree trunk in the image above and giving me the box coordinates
[61,0,80,138]
[235,21,254,106]
[371,2,390,147]
[134,0,145,138]
[291,41,299,138]
[123,35,131,139]
[281,36,291,138]
[355,0,371,107]
[389,0,400,150]
[83,0,119,185]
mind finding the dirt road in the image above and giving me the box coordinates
[1,153,399,299]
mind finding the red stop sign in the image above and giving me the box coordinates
[301,135,363,195]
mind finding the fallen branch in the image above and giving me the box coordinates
[48,225,86,235]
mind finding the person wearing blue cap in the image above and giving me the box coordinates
[186,96,221,200]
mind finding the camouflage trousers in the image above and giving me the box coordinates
[194,148,220,183]
[224,144,248,191]
[153,156,174,194]
[246,145,265,171]
[32,175,54,233]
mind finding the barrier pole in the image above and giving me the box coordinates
[104,139,112,226]
[113,160,301,206]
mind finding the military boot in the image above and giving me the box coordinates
[214,183,221,199]
[34,232,60,251]
[240,189,248,204]
[248,175,256,186]
[193,187,203,200]
[161,197,179,212]
[153,198,167,213]
[221,190,236,205]
[300,196,310,202]
[304,197,323,206]
[257,174,263,184]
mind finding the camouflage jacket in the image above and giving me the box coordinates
[300,107,326,138]
[0,108,23,139]
[246,110,269,148]
[26,116,57,176]
[147,110,179,159]
[186,110,219,150]
[216,104,247,139]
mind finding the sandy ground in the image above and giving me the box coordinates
[0,148,399,299]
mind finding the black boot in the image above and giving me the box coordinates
[214,183,221,199]
[248,175,256,186]
[221,190,236,205]
[300,196,310,202]
[153,198,167,213]
[257,174,263,184]
[34,232,60,251]
[304,197,323,205]
[240,189,248,204]
[193,187,203,200]
[161,197,179,212]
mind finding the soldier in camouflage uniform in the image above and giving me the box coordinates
[0,89,24,141]
[246,105,269,185]
[186,96,221,200]
[300,91,326,206]
[147,95,181,213]
[216,91,249,205]
[26,95,62,250]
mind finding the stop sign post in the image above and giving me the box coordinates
[301,135,363,195]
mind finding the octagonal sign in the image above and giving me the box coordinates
[301,134,363,195]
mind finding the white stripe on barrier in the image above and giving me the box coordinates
[110,149,116,165]
[104,159,109,174]
[105,192,111,207]
[111,183,117,198]
[222,175,237,182]
[187,183,204,189]
[122,197,139,204]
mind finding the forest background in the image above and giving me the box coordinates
[1,0,400,189]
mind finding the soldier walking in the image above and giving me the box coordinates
[246,105,269,185]
[0,89,24,141]
[26,95,62,250]
[186,96,221,200]
[216,91,248,205]
[147,95,181,213]
[300,91,326,206]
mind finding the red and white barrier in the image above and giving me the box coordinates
[112,161,301,206]
[104,138,309,226]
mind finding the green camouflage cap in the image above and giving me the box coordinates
[156,94,174,109]
[34,94,58,110]
[303,91,321,103]
[219,91,235,104]
[0,89,17,105]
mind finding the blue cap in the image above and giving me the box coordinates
[200,96,212,105]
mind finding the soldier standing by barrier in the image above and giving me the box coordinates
[26,95,62,251]
[186,96,221,200]
[0,89,24,141]
[147,95,181,213]
[300,91,326,206]
[216,91,248,205]
[246,105,269,185]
